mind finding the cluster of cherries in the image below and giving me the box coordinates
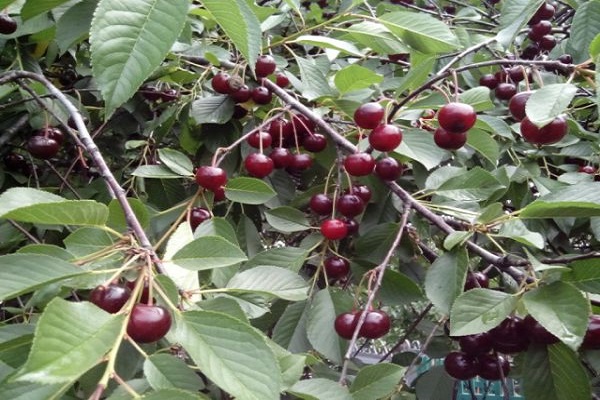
[432,102,477,150]
[89,280,172,344]
[25,126,65,160]
[334,308,392,341]
[521,1,559,60]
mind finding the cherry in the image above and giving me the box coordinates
[343,217,359,235]
[310,193,333,215]
[353,102,385,129]
[438,103,477,134]
[520,116,567,145]
[127,304,172,343]
[433,127,467,150]
[195,166,228,191]
[583,315,600,349]
[443,351,479,380]
[189,207,211,230]
[375,156,403,181]
[26,136,60,159]
[477,353,510,381]
[479,74,498,89]
[302,133,327,152]
[349,184,372,203]
[421,109,436,119]
[343,153,375,176]
[233,105,248,119]
[528,20,552,41]
[89,284,131,314]
[160,88,179,102]
[211,72,232,94]
[508,91,532,121]
[464,271,489,290]
[494,69,508,83]
[3,153,26,171]
[324,256,350,280]
[523,315,559,344]
[359,309,391,339]
[213,186,226,202]
[142,86,162,101]
[529,2,555,25]
[0,14,17,35]
[288,153,313,172]
[334,312,358,339]
[230,85,252,103]
[37,127,65,145]
[557,54,573,65]
[291,114,315,136]
[579,165,597,175]
[539,34,557,51]
[490,316,530,353]
[255,54,277,78]
[369,124,403,152]
[495,83,517,100]
[126,279,151,304]
[320,218,348,240]
[337,193,365,217]
[269,118,294,145]
[521,43,541,60]
[275,72,290,88]
[269,147,293,169]
[251,86,272,104]
[247,131,272,149]
[507,66,525,83]
[244,153,274,178]
[459,332,493,355]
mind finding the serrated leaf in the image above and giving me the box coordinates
[144,354,204,392]
[590,33,600,58]
[450,289,518,336]
[21,0,71,20]
[288,378,352,400]
[334,64,383,93]
[467,129,500,165]
[190,95,235,124]
[378,270,423,306]
[0,381,68,400]
[459,86,494,112]
[433,167,506,202]
[523,282,588,350]
[520,182,600,218]
[225,177,276,205]
[425,249,469,315]
[56,0,97,54]
[379,11,460,54]
[294,55,336,100]
[142,388,210,400]
[265,207,311,233]
[443,231,473,250]
[272,301,312,353]
[170,236,247,270]
[415,365,455,400]
[341,21,410,55]
[0,254,86,301]
[244,247,309,273]
[90,0,188,117]
[494,219,545,249]
[157,148,194,177]
[16,298,125,383]
[226,266,308,301]
[350,363,404,400]
[131,165,185,179]
[525,84,577,127]
[563,259,600,293]
[497,0,544,47]
[170,311,281,400]
[194,217,239,245]
[293,35,363,57]
[566,0,600,63]
[395,129,446,170]
[201,0,261,76]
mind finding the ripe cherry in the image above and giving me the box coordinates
[582,315,600,349]
[349,184,372,203]
[269,118,294,145]
[189,207,211,230]
[459,332,493,355]
[369,124,403,151]
[337,193,365,217]
[528,20,552,41]
[160,88,179,102]
[507,66,525,83]
[230,85,252,103]
[359,309,391,339]
[433,127,467,150]
[37,127,65,145]
[213,186,226,202]
[324,256,350,280]
[309,193,333,215]
[343,217,359,236]
[464,271,489,290]
[89,284,131,314]
[479,74,499,89]
[375,157,403,181]
[195,166,228,191]
[508,91,532,121]
[490,316,530,354]
[334,312,358,339]
[292,114,315,136]
[288,153,313,172]
[244,153,274,178]
[523,315,559,345]
[343,153,375,176]
[579,165,597,175]
[247,131,272,149]
[255,54,277,78]
[495,83,517,100]
[233,105,248,119]
[127,304,172,343]
[269,147,293,169]
[521,43,541,60]
[126,279,151,304]
[529,2,555,25]
[520,116,567,145]
[27,136,60,159]
[477,353,510,381]
[0,15,17,35]
[539,34,557,51]
[302,133,327,152]
[275,72,290,88]
[354,102,385,129]
[3,153,26,171]
[251,86,272,104]
[444,351,478,380]
[211,72,232,94]
[438,102,477,134]
[320,218,348,240]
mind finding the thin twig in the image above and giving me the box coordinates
[8,219,40,244]
[379,303,434,362]
[0,113,29,148]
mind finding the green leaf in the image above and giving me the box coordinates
[21,0,71,20]
[143,354,204,392]
[225,177,277,205]
[459,87,494,112]
[394,56,436,94]
[494,219,545,249]
[522,343,592,400]
[142,388,210,400]
[350,363,404,400]
[131,165,184,179]
[190,95,235,124]
[0,187,108,226]
[520,182,600,218]
[15,298,125,383]
[201,0,261,75]
[55,0,97,54]
[272,301,311,353]
[340,21,410,55]
[433,167,506,202]
[334,64,383,94]
[466,129,500,165]
[563,259,600,293]
[195,217,239,245]
[90,0,188,117]
[64,227,115,257]
[226,266,309,301]
[157,148,194,177]
[294,56,337,100]
[379,11,460,53]
[497,0,544,47]
[523,282,588,350]
[107,198,149,232]
[395,129,446,170]
[244,247,309,273]
[170,236,248,270]
[0,254,85,301]
[443,231,473,250]
[17,244,74,261]
[354,223,400,265]
[170,310,282,400]
[378,270,423,306]
[0,381,68,400]
[293,35,363,57]
[425,249,469,315]
[288,378,352,400]
[525,84,578,127]
[449,289,518,336]
[590,33,600,58]
[566,0,600,63]
[265,207,311,233]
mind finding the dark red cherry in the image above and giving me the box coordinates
[189,207,211,230]
[255,54,277,78]
[375,157,403,181]
[195,166,228,191]
[369,124,403,151]
[582,315,600,349]
[3,153,27,171]
[334,312,358,339]
[490,316,530,354]
[26,136,60,159]
[125,279,151,304]
[507,66,526,83]
[528,20,552,41]
[324,256,350,280]
[37,127,65,145]
[251,86,272,104]
[302,133,327,152]
[233,105,248,119]
[275,72,290,88]
[444,351,479,380]
[521,43,541,60]
[477,353,510,381]
[359,309,391,339]
[269,118,294,146]
[349,184,372,203]
[579,165,597,175]
[434,127,467,150]
[89,284,131,314]
[0,14,17,35]
[337,194,365,217]
[127,304,172,343]
[291,114,315,136]
[343,217,359,235]
[508,91,532,121]
[288,153,313,172]
[244,153,274,178]
[459,332,493,355]
[464,271,489,290]
[269,147,293,169]
[438,103,477,134]
[343,153,375,176]
[479,74,499,89]
[213,186,226,201]
[354,102,385,129]
[320,218,348,240]
[247,131,272,149]
[310,193,333,215]
[160,88,179,102]
[520,116,567,145]
[211,72,232,94]
[230,85,252,103]
[523,315,559,344]
[495,83,517,100]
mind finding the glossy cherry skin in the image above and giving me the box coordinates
[579,165,597,175]
[27,136,60,159]
[437,103,477,134]
[520,116,567,145]
[309,193,333,215]
[528,20,552,41]
[189,207,211,230]
[275,72,290,88]
[320,218,348,240]
[89,284,131,314]
[444,351,479,380]
[477,353,510,381]
[508,91,532,121]
[292,114,315,136]
[247,131,272,149]
[369,124,403,152]
[37,127,65,145]
[288,153,313,172]
[354,102,385,129]
[127,304,172,343]
[434,127,467,150]
[302,133,327,153]
[349,184,372,203]
[160,88,179,102]
[479,74,499,89]
[343,217,359,235]
[211,72,232,94]
[255,54,277,78]
[359,309,391,339]
[334,312,358,339]
[464,271,489,290]
[230,85,252,103]
[490,316,530,353]
[375,157,403,181]
[244,153,274,178]
[459,332,493,355]
[0,15,17,35]
[251,86,272,104]
[523,315,559,345]
[337,194,365,217]
[495,83,518,100]
[213,186,226,201]
[582,315,600,349]
[126,279,151,304]
[324,256,350,280]
[343,153,375,176]
[195,166,228,191]
[269,147,293,169]
[539,34,557,51]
